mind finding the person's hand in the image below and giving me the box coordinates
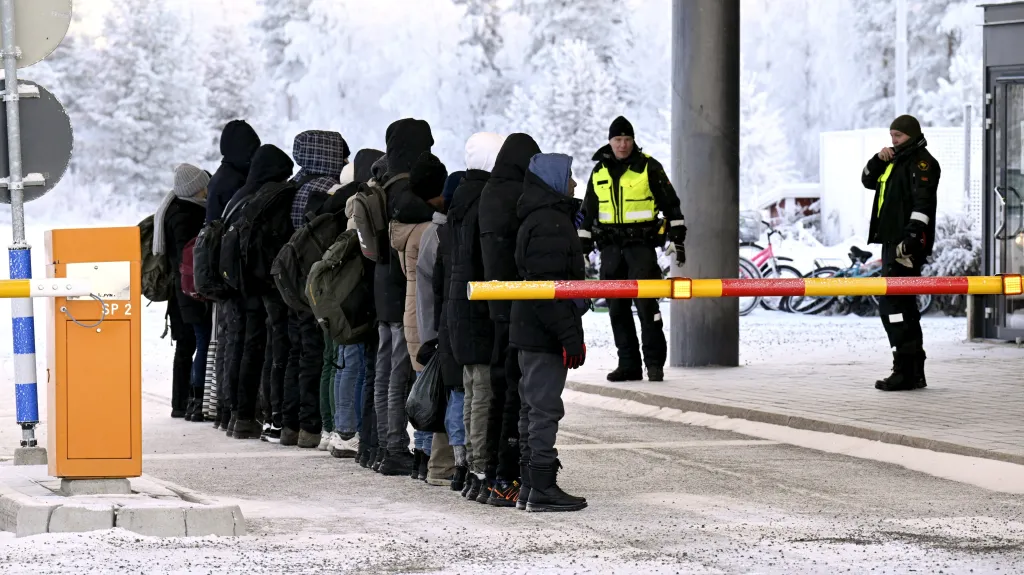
[895,242,914,268]
[563,342,586,370]
[666,242,686,267]
[878,147,895,162]
[666,223,687,244]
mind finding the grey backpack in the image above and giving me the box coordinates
[306,230,374,345]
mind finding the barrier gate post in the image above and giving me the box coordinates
[45,227,142,482]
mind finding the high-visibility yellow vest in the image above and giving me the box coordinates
[877,163,895,217]
[591,155,656,225]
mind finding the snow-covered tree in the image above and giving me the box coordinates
[923,212,982,315]
[203,24,262,165]
[82,0,210,205]
[917,2,983,127]
[254,0,311,138]
[740,62,799,210]
[452,0,510,130]
[505,39,619,179]
[513,0,630,68]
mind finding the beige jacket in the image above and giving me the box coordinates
[390,220,431,371]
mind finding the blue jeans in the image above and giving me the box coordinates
[191,321,212,390]
[445,390,466,446]
[333,344,364,436]
[412,372,433,455]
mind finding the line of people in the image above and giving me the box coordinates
[152,115,688,512]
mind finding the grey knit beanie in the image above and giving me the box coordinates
[173,163,210,199]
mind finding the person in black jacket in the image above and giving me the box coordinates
[447,131,506,503]
[205,120,260,430]
[373,118,434,476]
[478,133,541,506]
[220,145,295,439]
[153,164,211,419]
[433,171,468,490]
[860,115,940,392]
[513,152,588,513]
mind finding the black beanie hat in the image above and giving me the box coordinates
[889,115,922,139]
[410,151,448,202]
[609,116,634,140]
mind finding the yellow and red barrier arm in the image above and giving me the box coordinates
[467,275,1024,301]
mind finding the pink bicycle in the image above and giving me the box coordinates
[743,221,802,312]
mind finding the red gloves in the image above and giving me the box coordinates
[563,343,587,370]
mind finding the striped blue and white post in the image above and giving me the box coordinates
[10,245,38,446]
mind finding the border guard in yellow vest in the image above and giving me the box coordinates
[580,116,686,383]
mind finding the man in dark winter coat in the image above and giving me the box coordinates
[513,153,588,513]
[478,133,541,506]
[374,119,435,476]
[281,131,350,449]
[447,131,506,503]
[204,120,260,430]
[579,116,686,383]
[207,120,261,224]
[225,145,296,440]
[861,114,940,392]
[433,171,468,491]
[155,164,211,420]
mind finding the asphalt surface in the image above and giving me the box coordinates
[3,392,1022,575]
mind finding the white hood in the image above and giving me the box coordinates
[339,163,355,186]
[464,132,506,172]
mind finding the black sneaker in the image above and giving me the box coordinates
[451,466,468,492]
[647,367,664,382]
[607,367,643,382]
[261,425,282,444]
[379,450,415,476]
[487,478,519,508]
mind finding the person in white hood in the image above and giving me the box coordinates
[444,132,508,503]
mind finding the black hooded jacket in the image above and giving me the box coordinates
[165,198,207,325]
[446,169,494,365]
[207,120,261,223]
[375,119,434,323]
[479,133,541,323]
[861,135,939,255]
[222,145,295,225]
[510,171,586,354]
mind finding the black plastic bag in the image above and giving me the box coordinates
[406,352,447,432]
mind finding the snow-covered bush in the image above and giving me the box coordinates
[771,200,825,246]
[923,212,982,316]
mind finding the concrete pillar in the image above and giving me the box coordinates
[670,0,741,367]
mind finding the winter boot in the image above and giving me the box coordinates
[517,463,531,511]
[411,450,424,479]
[527,460,587,512]
[298,430,321,449]
[487,477,520,508]
[212,407,223,430]
[465,474,482,501]
[372,449,387,473]
[280,427,300,447]
[875,352,916,392]
[477,478,493,504]
[607,366,643,382]
[913,350,927,389]
[219,408,231,431]
[225,411,238,437]
[233,419,261,440]
[451,466,468,492]
[417,452,429,481]
[190,395,206,423]
[647,367,664,382]
[379,450,415,476]
[184,398,196,421]
[171,408,187,419]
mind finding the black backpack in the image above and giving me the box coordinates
[272,211,347,311]
[138,215,172,302]
[218,195,256,293]
[307,230,374,345]
[193,220,228,301]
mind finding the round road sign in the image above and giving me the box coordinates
[0,79,73,203]
[1,0,73,69]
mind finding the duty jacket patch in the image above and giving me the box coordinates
[917,160,929,171]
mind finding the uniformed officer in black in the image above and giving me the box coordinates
[861,114,939,391]
[580,116,686,383]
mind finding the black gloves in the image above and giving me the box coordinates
[666,221,687,267]
[896,230,926,268]
[563,342,587,370]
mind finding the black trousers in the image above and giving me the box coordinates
[221,297,247,416]
[168,299,196,412]
[518,351,567,467]
[236,295,268,421]
[263,293,293,428]
[487,322,523,480]
[285,308,324,434]
[359,327,380,450]
[215,303,229,414]
[599,242,667,370]
[879,243,925,354]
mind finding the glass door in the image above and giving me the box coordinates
[994,80,1024,334]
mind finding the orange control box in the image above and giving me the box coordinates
[44,227,142,478]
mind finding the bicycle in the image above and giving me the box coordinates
[738,256,762,316]
[745,220,802,312]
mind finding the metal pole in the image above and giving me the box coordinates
[2,0,41,452]
[670,0,741,367]
[895,0,908,117]
[964,103,973,214]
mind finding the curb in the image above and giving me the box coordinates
[565,381,1024,466]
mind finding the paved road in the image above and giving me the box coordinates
[3,392,1022,574]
